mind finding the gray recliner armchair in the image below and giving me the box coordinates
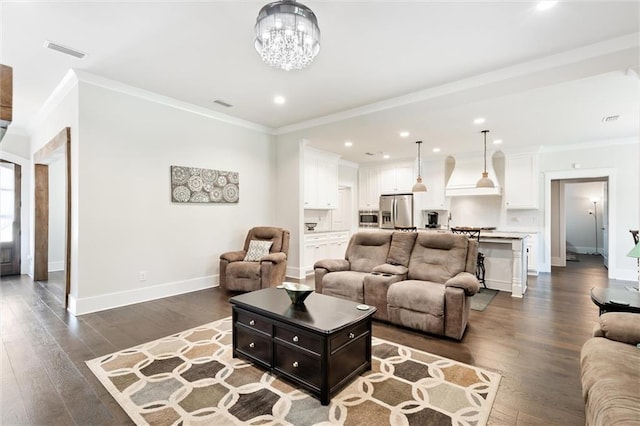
[220,226,290,292]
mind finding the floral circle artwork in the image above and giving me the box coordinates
[188,175,204,192]
[171,167,189,184]
[173,186,191,202]
[210,188,223,202]
[222,184,239,202]
[171,166,239,204]
[190,191,210,203]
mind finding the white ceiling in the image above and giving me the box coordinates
[2,1,639,163]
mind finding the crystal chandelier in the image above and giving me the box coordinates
[254,0,321,71]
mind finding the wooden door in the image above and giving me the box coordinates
[0,161,21,276]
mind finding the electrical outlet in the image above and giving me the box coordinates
[139,271,147,281]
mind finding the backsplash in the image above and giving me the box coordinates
[304,210,331,231]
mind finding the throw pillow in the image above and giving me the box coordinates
[244,240,273,262]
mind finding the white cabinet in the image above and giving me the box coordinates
[304,148,340,209]
[419,159,447,210]
[505,153,539,209]
[303,231,349,274]
[379,163,414,194]
[358,167,381,210]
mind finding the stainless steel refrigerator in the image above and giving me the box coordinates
[379,193,414,229]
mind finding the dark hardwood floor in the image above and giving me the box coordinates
[0,254,627,425]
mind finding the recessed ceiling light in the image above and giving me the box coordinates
[493,139,503,145]
[473,117,486,125]
[432,148,441,153]
[536,1,557,11]
[344,141,353,147]
[274,95,286,105]
[399,131,410,138]
[383,154,390,159]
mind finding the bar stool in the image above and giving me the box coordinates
[451,228,486,289]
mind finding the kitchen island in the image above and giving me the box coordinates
[478,232,528,298]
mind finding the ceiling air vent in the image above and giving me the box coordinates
[365,152,375,156]
[602,115,620,123]
[43,41,86,59]
[212,100,233,108]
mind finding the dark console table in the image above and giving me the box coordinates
[229,288,376,405]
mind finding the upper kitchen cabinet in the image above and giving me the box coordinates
[358,166,381,210]
[504,152,539,209]
[304,147,340,209]
[379,162,414,194]
[418,158,450,210]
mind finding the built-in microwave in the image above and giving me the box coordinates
[359,210,379,228]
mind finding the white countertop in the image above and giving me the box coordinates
[355,227,532,239]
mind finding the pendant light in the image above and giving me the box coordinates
[412,141,427,192]
[476,130,495,188]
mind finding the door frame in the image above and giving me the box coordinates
[544,168,615,277]
[0,160,21,276]
[33,127,71,308]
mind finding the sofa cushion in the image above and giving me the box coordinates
[322,270,368,302]
[386,232,417,267]
[346,232,392,273]
[371,264,408,275]
[387,280,445,317]
[243,240,273,261]
[408,233,468,283]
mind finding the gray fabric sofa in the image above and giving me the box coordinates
[580,312,640,425]
[314,231,480,340]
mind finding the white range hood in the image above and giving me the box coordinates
[445,156,501,197]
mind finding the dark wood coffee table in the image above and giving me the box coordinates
[229,288,376,405]
[590,287,640,315]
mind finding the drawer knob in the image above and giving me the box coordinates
[293,361,299,368]
[292,336,299,343]
[249,320,255,326]
[249,342,255,348]
[348,332,355,339]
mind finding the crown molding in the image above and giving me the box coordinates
[275,33,640,135]
[26,69,79,135]
[72,70,275,135]
[539,137,638,153]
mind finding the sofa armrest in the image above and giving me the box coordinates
[220,250,246,263]
[261,252,286,264]
[445,272,480,296]
[314,258,350,272]
[593,312,640,345]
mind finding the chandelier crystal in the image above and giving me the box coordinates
[254,0,321,71]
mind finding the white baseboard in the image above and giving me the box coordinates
[612,268,637,282]
[286,266,307,280]
[48,261,64,272]
[550,256,562,267]
[68,275,219,316]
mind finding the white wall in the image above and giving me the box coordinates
[71,79,276,313]
[48,156,66,271]
[0,132,31,274]
[565,181,606,254]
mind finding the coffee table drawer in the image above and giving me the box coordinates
[275,343,321,389]
[236,326,272,366]
[330,321,368,352]
[275,326,322,355]
[236,309,272,335]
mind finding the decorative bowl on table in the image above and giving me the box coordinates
[283,282,314,305]
[305,222,317,231]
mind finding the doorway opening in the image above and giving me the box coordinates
[33,127,71,308]
[0,160,21,276]
[549,177,609,271]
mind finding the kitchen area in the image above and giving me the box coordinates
[302,146,540,298]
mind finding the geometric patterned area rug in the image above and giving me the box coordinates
[86,317,500,425]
